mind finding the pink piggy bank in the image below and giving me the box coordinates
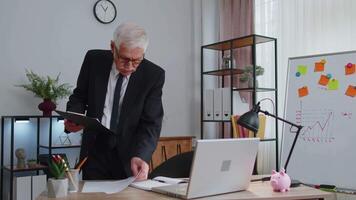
[270,168,291,192]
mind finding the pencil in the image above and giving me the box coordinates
[75,156,88,170]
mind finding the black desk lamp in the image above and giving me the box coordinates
[237,101,303,187]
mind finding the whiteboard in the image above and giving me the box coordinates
[282,51,356,189]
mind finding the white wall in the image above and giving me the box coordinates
[201,0,221,139]
[0,0,201,137]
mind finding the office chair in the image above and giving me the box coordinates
[149,151,194,179]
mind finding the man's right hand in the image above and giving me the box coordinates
[64,119,83,133]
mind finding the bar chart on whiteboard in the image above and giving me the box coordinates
[282,51,356,190]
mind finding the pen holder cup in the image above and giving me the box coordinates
[68,169,80,192]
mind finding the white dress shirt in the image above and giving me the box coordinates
[101,63,131,129]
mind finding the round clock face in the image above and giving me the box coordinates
[94,0,117,24]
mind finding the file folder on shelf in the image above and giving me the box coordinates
[13,176,31,200]
[203,89,214,120]
[213,88,222,120]
[222,88,231,120]
[32,175,46,200]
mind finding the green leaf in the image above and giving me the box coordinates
[15,69,73,102]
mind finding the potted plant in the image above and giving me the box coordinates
[17,70,72,116]
[239,65,264,87]
[47,155,69,198]
[27,159,37,168]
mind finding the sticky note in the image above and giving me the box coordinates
[314,62,325,72]
[298,86,309,97]
[318,75,329,86]
[345,85,356,97]
[328,79,339,90]
[297,65,308,75]
[345,63,355,75]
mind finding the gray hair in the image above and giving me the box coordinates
[113,22,149,52]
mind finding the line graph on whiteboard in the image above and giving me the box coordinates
[295,101,335,143]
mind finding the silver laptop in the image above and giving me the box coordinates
[152,138,259,199]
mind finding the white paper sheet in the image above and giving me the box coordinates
[81,176,136,194]
[130,179,170,190]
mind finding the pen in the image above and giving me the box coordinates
[304,183,356,194]
[336,187,356,194]
[303,183,336,192]
[75,156,88,170]
[319,184,336,192]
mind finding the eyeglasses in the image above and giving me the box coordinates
[117,55,144,67]
[114,47,144,67]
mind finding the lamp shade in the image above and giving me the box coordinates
[237,110,259,133]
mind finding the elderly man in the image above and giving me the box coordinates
[65,22,165,181]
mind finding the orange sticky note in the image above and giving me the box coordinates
[345,85,356,97]
[345,63,355,75]
[298,86,309,97]
[318,75,329,86]
[314,62,325,72]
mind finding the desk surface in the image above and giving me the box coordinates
[37,180,335,200]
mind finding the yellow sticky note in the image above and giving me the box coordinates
[328,79,339,90]
[297,65,308,75]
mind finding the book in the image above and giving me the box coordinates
[231,115,239,138]
[130,176,188,191]
[256,114,266,139]
[55,110,114,135]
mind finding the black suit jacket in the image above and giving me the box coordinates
[67,50,165,176]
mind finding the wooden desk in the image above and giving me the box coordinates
[37,180,335,200]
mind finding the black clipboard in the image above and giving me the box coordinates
[55,110,114,135]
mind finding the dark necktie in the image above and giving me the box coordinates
[110,74,124,132]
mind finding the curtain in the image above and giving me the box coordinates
[219,0,253,80]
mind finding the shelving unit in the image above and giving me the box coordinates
[201,34,279,171]
[0,115,81,200]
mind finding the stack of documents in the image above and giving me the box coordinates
[81,176,136,194]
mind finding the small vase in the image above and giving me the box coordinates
[38,99,56,116]
[47,178,68,198]
[248,79,258,88]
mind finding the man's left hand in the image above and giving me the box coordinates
[131,157,149,181]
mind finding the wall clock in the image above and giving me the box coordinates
[93,0,117,24]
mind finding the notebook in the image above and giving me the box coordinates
[130,176,188,190]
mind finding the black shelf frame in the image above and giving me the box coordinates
[39,145,81,149]
[200,34,279,171]
[0,115,77,200]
